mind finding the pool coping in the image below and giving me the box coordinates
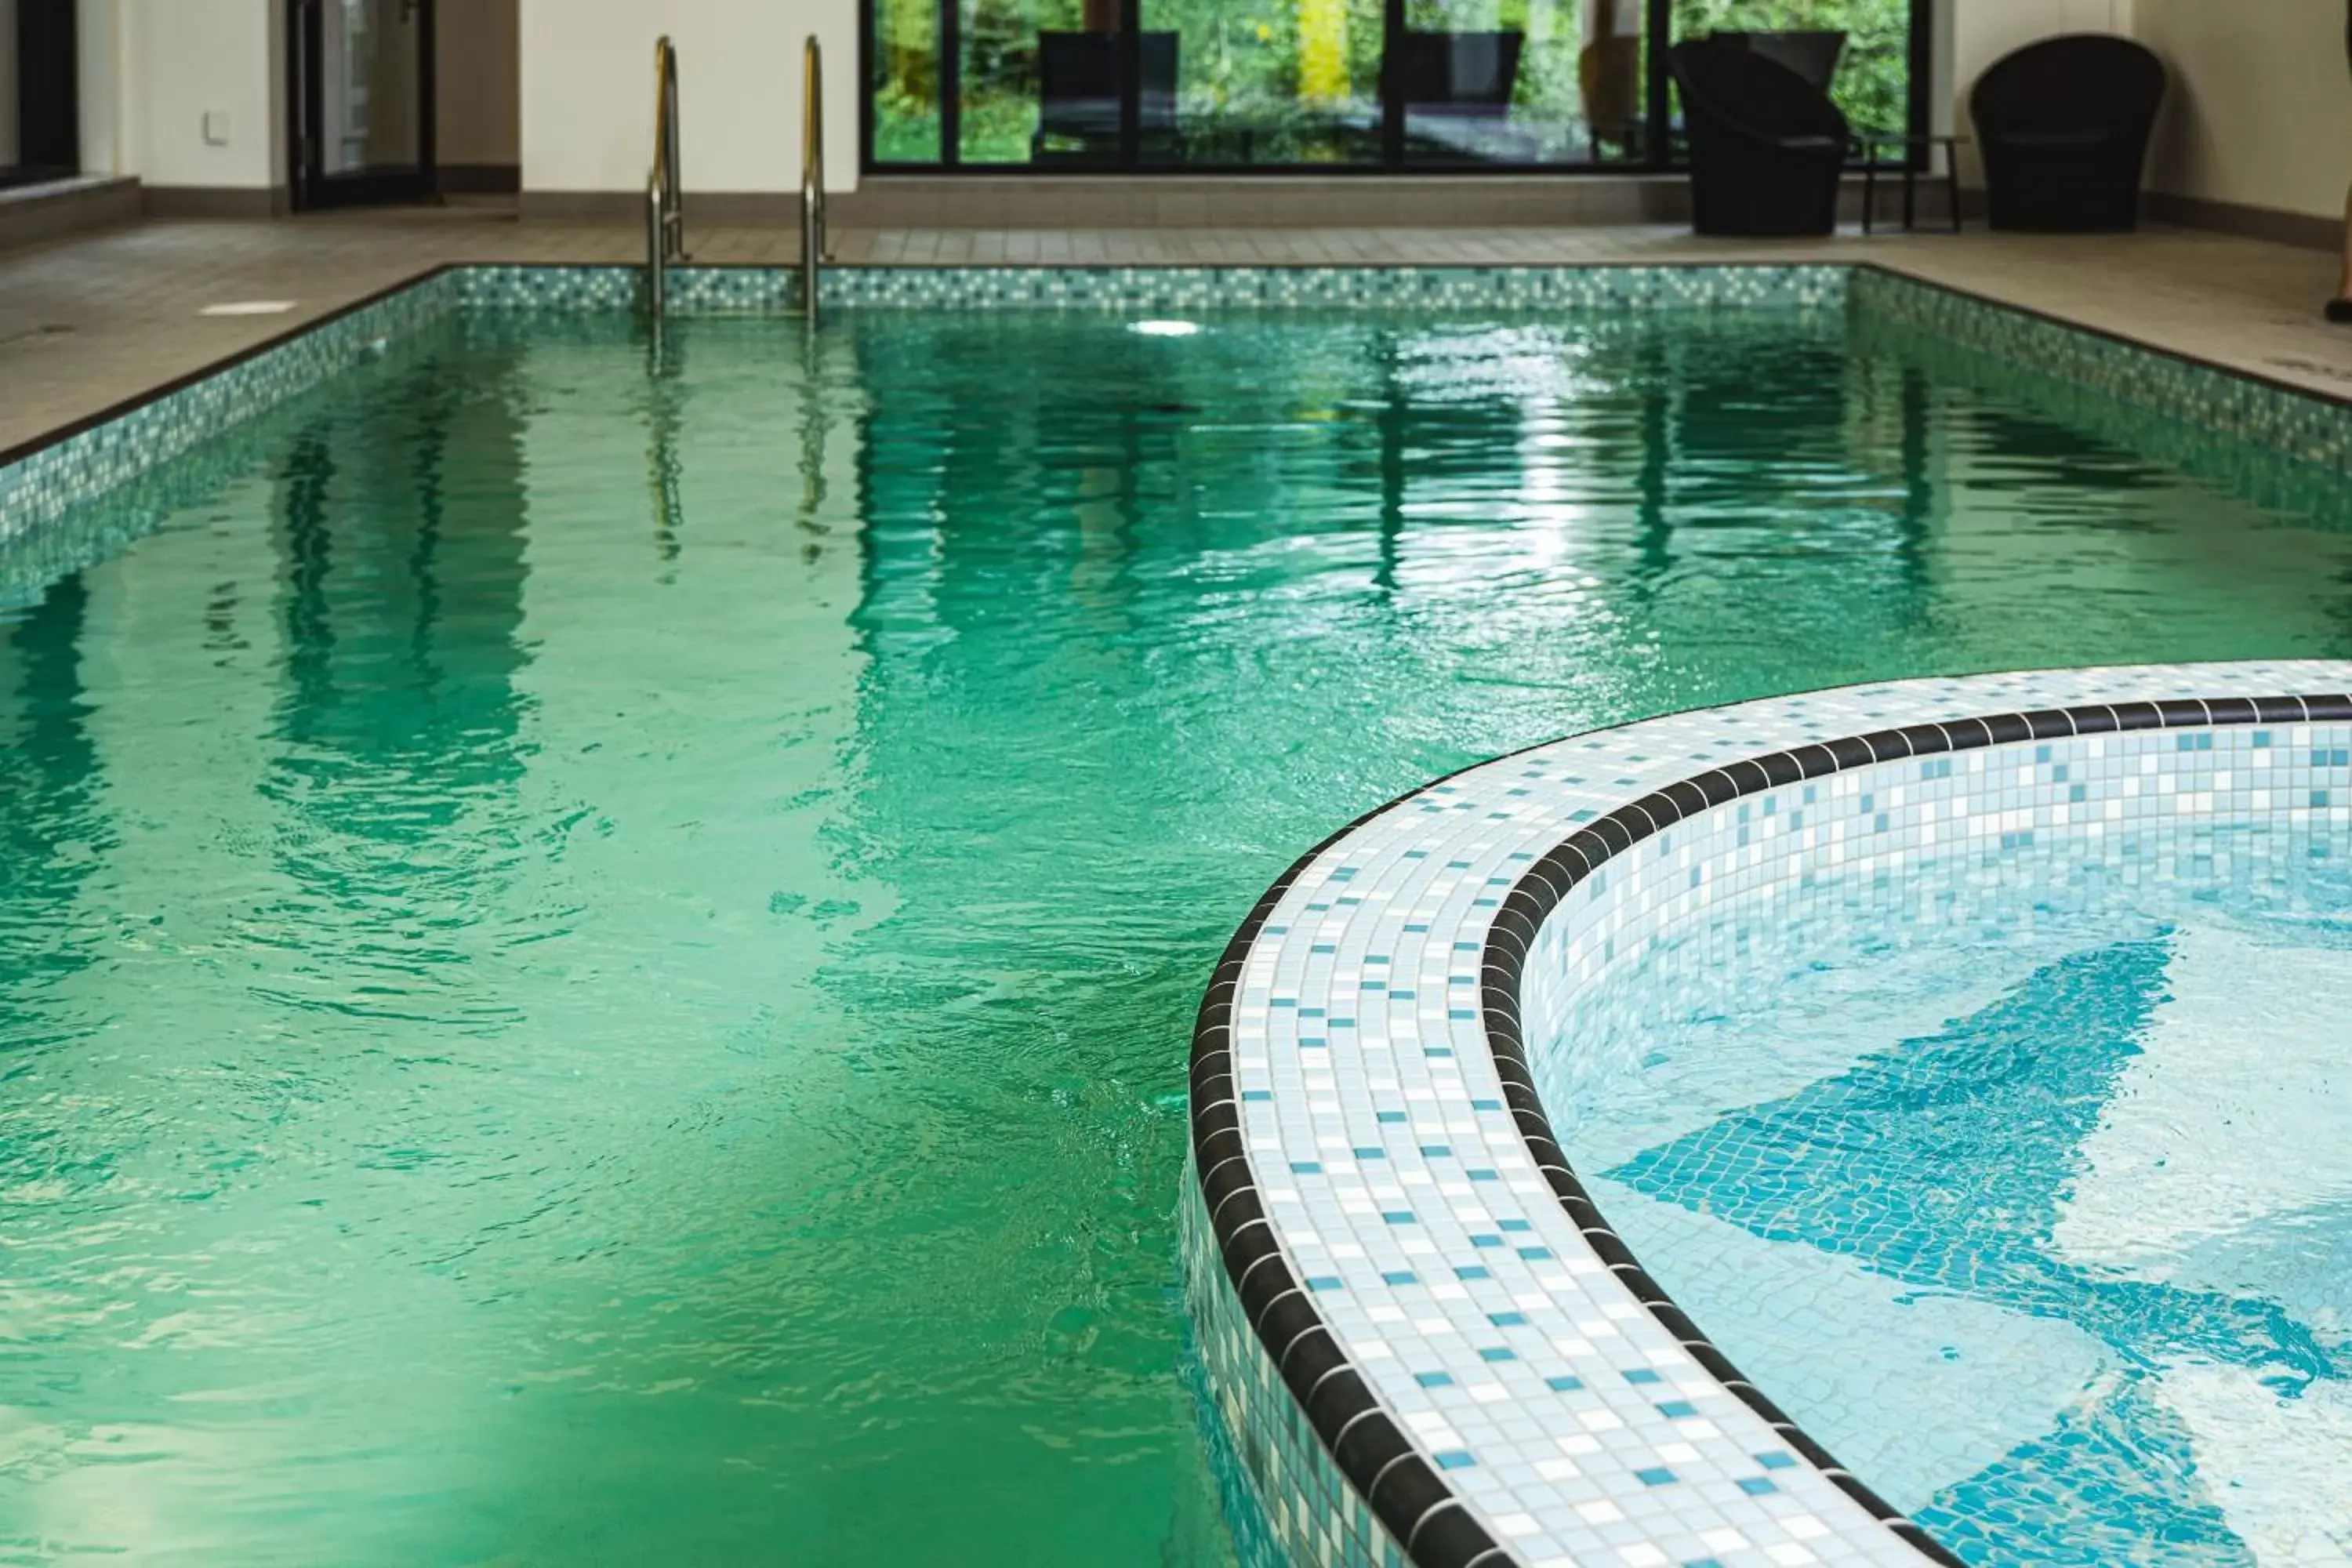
[1189,660,2352,1568]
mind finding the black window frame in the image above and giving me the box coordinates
[860,0,1934,175]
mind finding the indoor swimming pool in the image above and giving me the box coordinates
[3,289,2351,1565]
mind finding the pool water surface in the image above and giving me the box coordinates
[4,305,2352,1564]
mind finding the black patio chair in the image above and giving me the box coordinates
[1670,38,1849,238]
[1709,29,1846,93]
[1031,31,1181,162]
[1970,33,2165,232]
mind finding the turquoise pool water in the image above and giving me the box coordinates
[5,305,2352,1565]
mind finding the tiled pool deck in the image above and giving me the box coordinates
[1190,660,2352,1568]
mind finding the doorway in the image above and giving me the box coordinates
[289,0,437,209]
[2,0,81,190]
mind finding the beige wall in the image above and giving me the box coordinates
[520,0,859,194]
[118,0,286,190]
[2136,0,2352,218]
[78,0,116,172]
[438,0,520,168]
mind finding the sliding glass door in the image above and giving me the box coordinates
[289,0,437,209]
[866,0,1924,170]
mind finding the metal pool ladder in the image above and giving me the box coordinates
[801,34,828,326]
[645,35,685,321]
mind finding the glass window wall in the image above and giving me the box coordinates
[867,0,1922,169]
[1135,0,1384,166]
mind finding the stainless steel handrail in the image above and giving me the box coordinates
[801,35,826,326]
[646,36,684,319]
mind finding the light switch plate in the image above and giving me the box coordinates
[202,111,231,147]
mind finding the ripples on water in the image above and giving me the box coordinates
[3,308,2351,1564]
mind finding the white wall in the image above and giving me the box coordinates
[118,0,285,190]
[519,0,858,194]
[2135,0,2351,219]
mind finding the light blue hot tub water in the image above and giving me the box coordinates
[1544,768,2352,1566]
[2,303,2350,1563]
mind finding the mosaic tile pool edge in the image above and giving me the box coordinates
[8,262,2350,550]
[0,271,463,541]
[1185,1163,1414,1568]
[1191,662,2352,1568]
[1191,805,1503,1568]
[1848,268,2352,471]
[450,262,1849,314]
[453,262,2352,470]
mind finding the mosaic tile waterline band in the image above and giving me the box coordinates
[9,260,2352,550]
[1185,661,2352,1568]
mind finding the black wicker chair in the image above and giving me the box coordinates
[1670,39,1849,238]
[1969,34,2165,232]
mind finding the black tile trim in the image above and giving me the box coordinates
[1191,690,2343,1568]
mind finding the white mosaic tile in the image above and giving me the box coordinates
[1189,660,2352,1568]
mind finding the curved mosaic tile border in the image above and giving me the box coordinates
[1186,659,2352,1568]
